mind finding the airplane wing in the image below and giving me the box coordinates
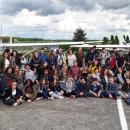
[0,41,103,47]
[70,44,130,48]
[85,41,103,44]
[0,41,84,47]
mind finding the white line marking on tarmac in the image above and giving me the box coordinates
[117,97,128,130]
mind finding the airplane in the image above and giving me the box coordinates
[0,36,103,55]
[70,36,130,49]
[0,40,103,47]
[0,35,130,54]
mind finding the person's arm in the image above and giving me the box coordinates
[73,55,77,63]
[122,60,126,68]
[105,84,109,92]
[117,74,124,85]
[116,59,119,69]
[89,90,97,96]
[98,90,102,97]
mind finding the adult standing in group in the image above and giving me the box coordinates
[0,51,11,74]
[116,50,126,70]
[57,48,66,65]
[38,48,47,65]
[76,47,85,67]
[67,49,77,68]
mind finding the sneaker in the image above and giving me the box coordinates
[36,97,42,101]
[59,96,64,99]
[48,96,54,100]
[70,95,75,98]
[13,102,18,107]
[27,99,32,103]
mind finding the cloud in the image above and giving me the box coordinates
[2,0,130,16]
[1,0,65,16]
[12,5,130,34]
[1,0,130,39]
[98,0,130,10]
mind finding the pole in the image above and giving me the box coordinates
[1,22,2,43]
[42,29,44,43]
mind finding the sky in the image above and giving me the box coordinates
[0,0,130,40]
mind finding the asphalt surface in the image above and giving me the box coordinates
[0,97,129,130]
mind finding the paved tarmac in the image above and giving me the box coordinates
[0,97,129,130]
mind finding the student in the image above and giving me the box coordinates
[11,50,21,67]
[100,68,109,90]
[116,68,124,88]
[47,50,57,66]
[70,61,81,78]
[23,79,36,102]
[24,64,36,82]
[116,50,126,70]
[109,51,116,72]
[99,48,110,67]
[26,52,35,70]
[126,51,130,70]
[60,76,76,98]
[38,48,47,64]
[3,81,23,106]
[36,79,54,100]
[4,66,16,89]
[92,68,101,82]
[75,77,90,97]
[49,79,64,99]
[88,60,100,74]
[67,49,77,68]
[16,70,24,92]
[89,78,102,97]
[85,48,94,66]
[118,78,130,98]
[81,66,88,81]
[0,51,11,74]
[118,71,130,98]
[57,48,66,65]
[75,47,85,67]
[102,77,118,99]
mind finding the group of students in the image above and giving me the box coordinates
[0,46,130,106]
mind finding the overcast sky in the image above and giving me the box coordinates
[0,0,130,40]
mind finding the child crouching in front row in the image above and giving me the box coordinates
[102,77,118,99]
[36,78,55,100]
[89,78,102,98]
[3,81,23,106]
[75,77,90,97]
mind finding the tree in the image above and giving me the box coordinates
[73,28,86,41]
[115,35,119,44]
[123,35,126,41]
[126,35,130,43]
[103,37,109,44]
[111,35,115,44]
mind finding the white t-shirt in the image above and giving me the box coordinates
[12,89,16,96]
[25,70,36,82]
[67,54,76,67]
[5,59,10,69]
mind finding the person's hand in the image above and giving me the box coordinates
[109,94,113,99]
[97,93,100,97]
[94,93,98,97]
[80,92,83,96]
[125,93,129,98]
[36,80,39,84]
[68,90,72,93]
